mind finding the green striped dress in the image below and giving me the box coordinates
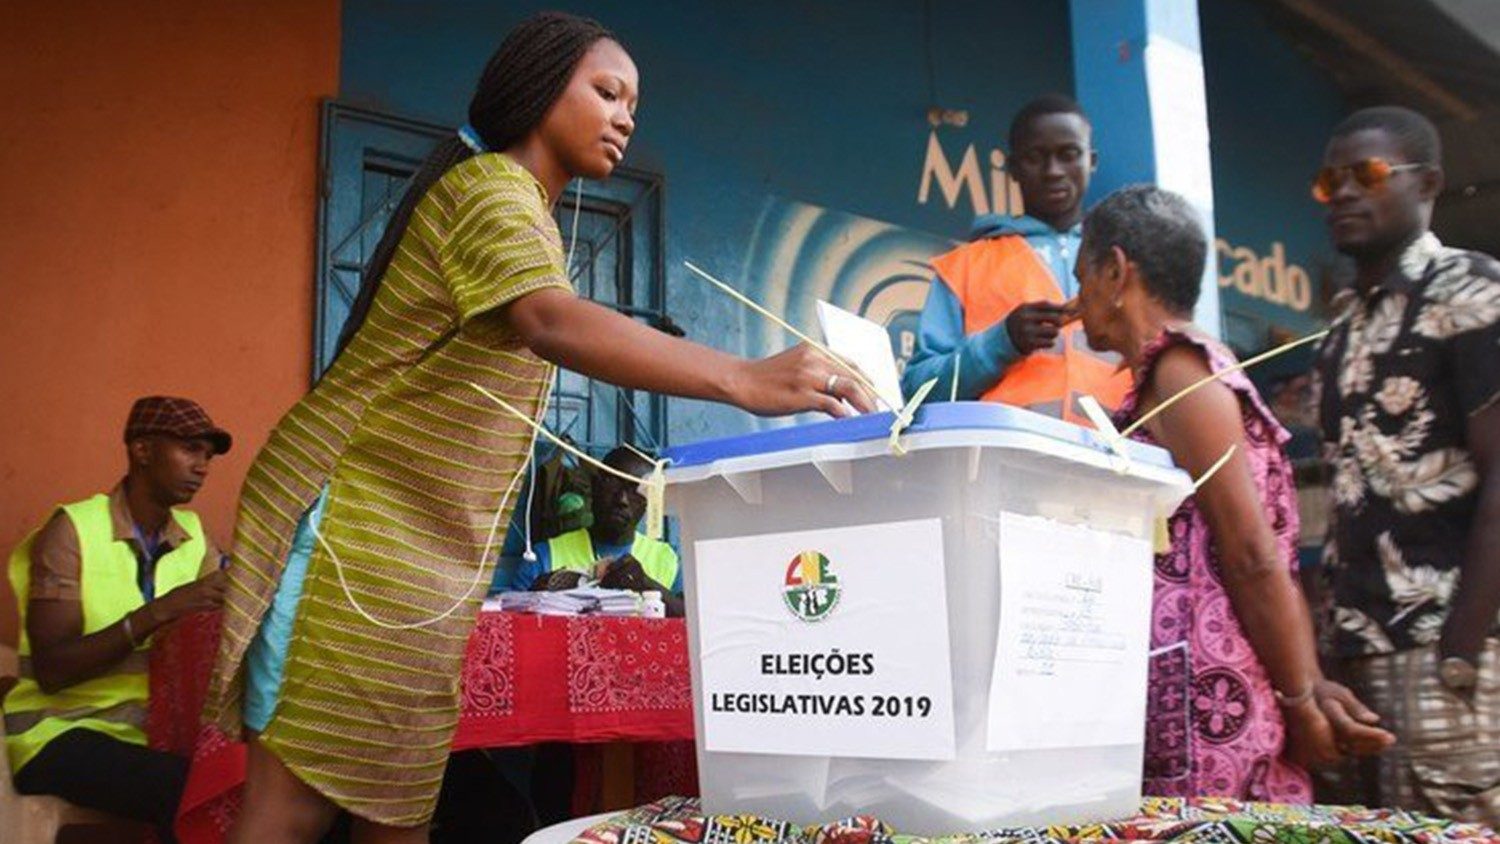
[205,153,568,825]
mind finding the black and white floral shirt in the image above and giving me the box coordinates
[1315,233,1500,658]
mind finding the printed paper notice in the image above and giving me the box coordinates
[695,518,955,760]
[987,512,1154,752]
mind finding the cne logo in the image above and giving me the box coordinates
[783,551,841,622]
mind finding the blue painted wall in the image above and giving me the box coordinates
[1201,0,1346,347]
[1071,0,1223,336]
[339,0,1344,444]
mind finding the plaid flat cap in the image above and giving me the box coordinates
[123,396,232,455]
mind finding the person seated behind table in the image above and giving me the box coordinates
[513,446,683,615]
[3,397,231,840]
[902,93,1131,425]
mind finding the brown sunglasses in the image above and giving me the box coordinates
[1311,157,1428,203]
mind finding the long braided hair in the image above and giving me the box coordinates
[334,11,615,356]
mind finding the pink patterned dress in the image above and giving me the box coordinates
[1115,327,1312,803]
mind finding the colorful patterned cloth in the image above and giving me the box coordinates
[574,795,1499,844]
[203,151,572,825]
[1115,327,1311,802]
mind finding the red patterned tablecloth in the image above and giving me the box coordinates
[148,611,697,843]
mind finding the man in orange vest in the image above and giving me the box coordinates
[903,94,1131,425]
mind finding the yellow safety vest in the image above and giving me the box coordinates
[547,528,679,589]
[4,494,204,774]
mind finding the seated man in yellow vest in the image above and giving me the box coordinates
[514,446,683,616]
[4,396,231,840]
[902,94,1132,425]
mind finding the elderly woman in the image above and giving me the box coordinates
[1072,185,1394,800]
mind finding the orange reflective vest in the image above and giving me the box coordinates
[930,235,1131,426]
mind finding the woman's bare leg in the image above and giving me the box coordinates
[351,818,431,844]
[225,735,340,844]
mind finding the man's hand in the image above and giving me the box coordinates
[599,555,652,592]
[537,570,584,592]
[147,570,227,625]
[1005,302,1069,355]
[1438,402,1500,666]
[599,555,686,617]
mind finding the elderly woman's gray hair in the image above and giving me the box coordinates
[1080,185,1208,314]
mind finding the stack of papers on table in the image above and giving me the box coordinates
[484,586,641,616]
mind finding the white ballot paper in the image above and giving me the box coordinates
[987,512,1154,752]
[816,300,905,413]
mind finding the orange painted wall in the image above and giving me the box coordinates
[0,1,340,551]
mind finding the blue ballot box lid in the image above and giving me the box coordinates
[663,401,1175,470]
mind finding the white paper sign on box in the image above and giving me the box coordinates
[987,512,1154,752]
[694,518,956,761]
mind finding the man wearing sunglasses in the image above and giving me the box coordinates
[1312,106,1500,824]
